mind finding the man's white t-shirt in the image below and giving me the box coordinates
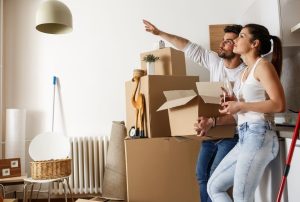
[183,41,246,95]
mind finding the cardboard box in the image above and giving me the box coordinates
[125,137,200,202]
[125,75,199,138]
[0,158,21,179]
[3,199,18,202]
[76,197,124,202]
[140,47,186,75]
[157,82,235,139]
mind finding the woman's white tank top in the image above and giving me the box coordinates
[237,58,266,125]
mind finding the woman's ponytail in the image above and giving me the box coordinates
[245,24,283,78]
[270,35,282,77]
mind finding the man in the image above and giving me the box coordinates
[143,19,245,202]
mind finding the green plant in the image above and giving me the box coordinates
[143,54,159,62]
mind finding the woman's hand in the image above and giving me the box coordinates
[194,117,214,136]
[219,101,242,115]
[220,87,236,104]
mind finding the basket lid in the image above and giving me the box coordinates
[29,132,70,161]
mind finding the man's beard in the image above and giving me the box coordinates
[218,50,236,59]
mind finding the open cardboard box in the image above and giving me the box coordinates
[157,82,236,139]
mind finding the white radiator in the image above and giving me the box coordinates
[52,136,109,195]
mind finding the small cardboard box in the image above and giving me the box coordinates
[3,199,18,202]
[76,198,124,202]
[140,47,186,75]
[0,158,21,179]
[125,137,200,202]
[157,82,235,139]
[125,75,199,138]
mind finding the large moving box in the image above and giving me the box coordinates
[125,75,199,138]
[158,82,236,139]
[125,137,201,202]
[140,47,186,75]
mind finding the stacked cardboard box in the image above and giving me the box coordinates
[0,158,21,179]
[124,48,236,201]
[127,47,236,139]
[125,75,199,138]
[126,47,193,138]
[124,48,202,202]
[140,47,186,76]
[125,137,200,202]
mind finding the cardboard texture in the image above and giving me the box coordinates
[76,198,123,202]
[209,24,230,53]
[0,158,21,179]
[158,82,235,139]
[124,137,201,202]
[3,199,18,202]
[102,122,127,201]
[140,47,186,75]
[125,75,199,138]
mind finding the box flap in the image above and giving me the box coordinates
[157,90,197,111]
[196,82,223,104]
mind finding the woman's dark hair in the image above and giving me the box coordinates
[224,24,243,35]
[244,24,282,77]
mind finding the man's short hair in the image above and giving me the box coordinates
[224,25,243,35]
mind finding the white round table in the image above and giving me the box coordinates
[23,176,73,202]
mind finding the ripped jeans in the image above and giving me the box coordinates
[207,121,279,202]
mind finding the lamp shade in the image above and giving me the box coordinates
[36,0,73,34]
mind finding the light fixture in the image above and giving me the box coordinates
[36,0,73,34]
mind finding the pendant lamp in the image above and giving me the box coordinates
[36,0,73,34]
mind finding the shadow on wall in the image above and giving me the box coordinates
[281,47,300,112]
[185,58,209,81]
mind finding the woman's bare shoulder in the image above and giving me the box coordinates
[255,58,277,80]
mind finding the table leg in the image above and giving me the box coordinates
[0,184,5,198]
[62,179,67,202]
[23,183,30,202]
[48,182,52,202]
[29,183,35,202]
[66,178,74,202]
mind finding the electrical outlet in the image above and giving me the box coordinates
[2,168,10,176]
[11,160,19,168]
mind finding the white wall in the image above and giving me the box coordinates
[2,0,255,141]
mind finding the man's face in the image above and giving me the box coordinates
[218,32,238,59]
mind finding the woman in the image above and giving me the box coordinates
[207,24,285,202]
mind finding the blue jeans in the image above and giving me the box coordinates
[207,122,279,202]
[196,134,238,202]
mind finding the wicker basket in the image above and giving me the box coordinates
[30,158,72,180]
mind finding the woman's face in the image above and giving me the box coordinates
[233,27,253,55]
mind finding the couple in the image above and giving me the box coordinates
[143,20,285,202]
